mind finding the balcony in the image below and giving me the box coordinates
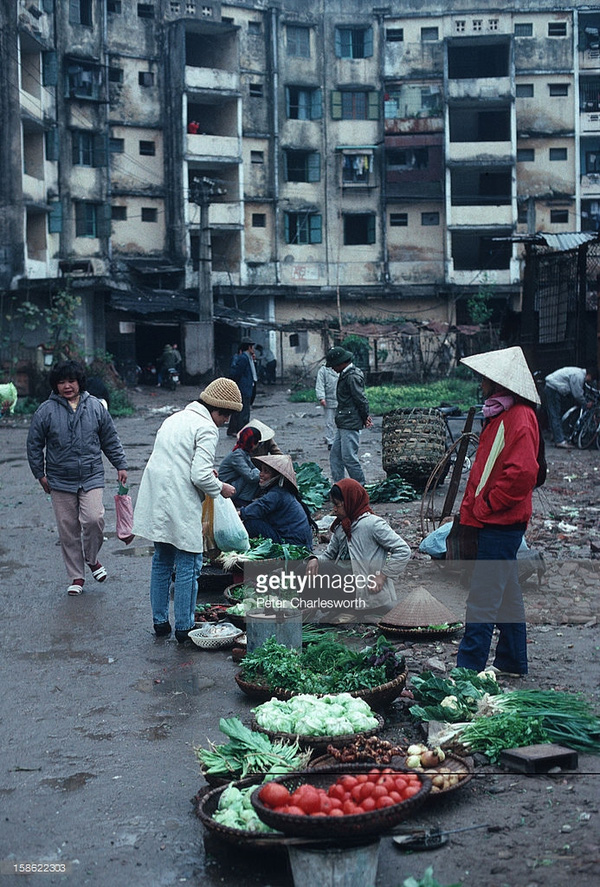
[447,141,512,163]
[22,173,45,202]
[186,133,241,161]
[581,174,600,196]
[449,204,513,227]
[447,77,511,102]
[448,267,513,286]
[185,66,239,93]
[581,111,600,133]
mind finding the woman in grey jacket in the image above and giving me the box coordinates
[26,360,128,596]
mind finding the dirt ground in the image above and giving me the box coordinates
[0,379,598,887]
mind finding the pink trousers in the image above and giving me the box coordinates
[51,488,105,582]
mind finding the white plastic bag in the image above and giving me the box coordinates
[212,496,250,552]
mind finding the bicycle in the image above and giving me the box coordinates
[561,384,600,449]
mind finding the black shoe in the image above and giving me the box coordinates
[154,621,171,637]
[175,628,193,644]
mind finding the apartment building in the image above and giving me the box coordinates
[1,0,598,386]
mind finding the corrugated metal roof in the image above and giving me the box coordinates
[535,232,598,251]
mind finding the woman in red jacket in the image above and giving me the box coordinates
[455,346,543,677]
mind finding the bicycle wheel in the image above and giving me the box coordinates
[561,406,580,443]
[576,410,599,449]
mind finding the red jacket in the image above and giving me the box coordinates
[460,404,540,529]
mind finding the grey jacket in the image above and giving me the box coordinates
[27,391,127,493]
[335,364,369,430]
[218,448,260,502]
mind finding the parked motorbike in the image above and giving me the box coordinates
[139,363,158,386]
[165,366,179,391]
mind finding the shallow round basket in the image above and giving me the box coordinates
[250,713,385,754]
[195,776,287,849]
[414,754,474,801]
[250,765,431,839]
[378,624,463,641]
[234,670,408,709]
[234,674,294,702]
[308,752,406,772]
[189,624,244,650]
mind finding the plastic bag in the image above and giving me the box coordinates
[202,495,216,551]
[212,495,250,552]
[114,483,135,545]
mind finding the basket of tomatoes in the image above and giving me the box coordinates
[250,764,431,839]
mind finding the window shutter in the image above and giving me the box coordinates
[71,133,80,165]
[335,28,342,57]
[45,127,59,162]
[48,200,63,234]
[93,133,108,167]
[285,87,291,117]
[307,152,320,182]
[331,91,342,120]
[69,0,80,24]
[284,213,290,243]
[367,215,376,244]
[364,28,374,58]
[97,203,112,238]
[283,151,289,180]
[310,214,322,244]
[43,0,54,11]
[311,89,322,120]
[367,91,380,120]
[42,51,58,87]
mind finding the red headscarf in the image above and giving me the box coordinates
[233,426,260,452]
[331,478,374,539]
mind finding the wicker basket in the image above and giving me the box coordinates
[250,713,385,754]
[195,776,287,849]
[378,624,464,641]
[234,670,408,709]
[250,765,431,839]
[189,623,244,649]
[382,408,446,487]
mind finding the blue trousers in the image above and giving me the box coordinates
[456,526,528,675]
[330,428,365,484]
[150,542,202,631]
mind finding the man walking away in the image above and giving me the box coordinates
[228,337,257,436]
[544,365,596,448]
[315,363,338,450]
[325,346,372,485]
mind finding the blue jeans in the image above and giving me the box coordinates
[330,428,365,484]
[544,384,565,444]
[150,542,202,631]
[456,526,528,675]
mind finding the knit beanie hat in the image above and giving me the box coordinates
[200,378,243,412]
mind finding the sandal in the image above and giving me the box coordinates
[88,562,107,582]
[68,579,85,596]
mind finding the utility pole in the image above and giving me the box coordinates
[189,176,225,376]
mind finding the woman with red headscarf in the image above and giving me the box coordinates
[217,426,261,507]
[306,479,411,620]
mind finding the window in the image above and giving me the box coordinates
[455,21,466,33]
[72,131,93,166]
[386,29,403,43]
[252,213,266,228]
[550,209,569,223]
[517,203,529,224]
[387,147,429,170]
[549,83,568,96]
[284,212,322,244]
[514,23,533,37]
[488,19,499,31]
[335,27,373,59]
[141,207,157,222]
[248,21,262,35]
[331,90,379,121]
[285,150,320,183]
[421,212,439,226]
[48,200,63,234]
[107,1,122,12]
[75,203,98,237]
[286,86,322,120]
[549,147,567,161]
[109,137,124,153]
[108,67,123,83]
[421,27,439,42]
[344,214,376,245]
[69,0,92,26]
[111,206,127,221]
[390,213,408,227]
[585,151,600,173]
[287,25,310,57]
[472,20,482,32]
[139,140,155,156]
[137,3,154,18]
[342,153,372,185]
[249,83,263,98]
[65,62,101,100]
[139,71,155,86]
[516,84,534,98]
[250,151,264,164]
[517,148,535,161]
[548,22,567,37]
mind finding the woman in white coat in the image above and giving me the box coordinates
[306,478,410,620]
[133,378,242,642]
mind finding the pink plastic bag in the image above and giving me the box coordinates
[114,489,135,545]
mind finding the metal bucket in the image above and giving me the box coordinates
[245,607,302,652]
[287,839,380,887]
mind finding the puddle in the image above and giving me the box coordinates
[41,772,96,791]
[139,724,172,741]
[135,673,214,695]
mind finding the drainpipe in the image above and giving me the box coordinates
[270,6,280,286]
[375,10,390,286]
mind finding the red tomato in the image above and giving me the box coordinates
[340,776,358,790]
[381,768,394,774]
[404,785,420,798]
[319,796,333,815]
[372,785,388,799]
[360,797,376,812]
[328,784,345,801]
[296,788,321,815]
[258,782,291,809]
[376,775,397,790]
[376,796,395,809]
[311,812,327,817]
[356,775,369,784]
[388,791,402,804]
[343,800,361,816]
[286,805,306,816]
[351,784,364,802]
[359,782,375,801]
[329,808,344,817]
[328,797,343,810]
[394,777,408,793]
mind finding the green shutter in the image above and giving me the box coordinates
[285,87,291,117]
[284,213,290,243]
[93,133,108,167]
[283,151,289,180]
[48,200,63,234]
[97,203,112,238]
[69,0,80,24]
[42,51,58,87]
[310,214,322,244]
[367,91,380,120]
[331,91,342,120]
[45,127,59,162]
[367,215,376,244]
[364,28,374,58]
[334,28,342,57]
[307,152,320,182]
[311,89,322,120]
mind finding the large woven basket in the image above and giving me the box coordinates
[234,670,407,709]
[250,765,431,839]
[195,776,287,849]
[382,408,446,487]
[250,713,385,754]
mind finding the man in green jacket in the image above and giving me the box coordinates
[325,346,372,485]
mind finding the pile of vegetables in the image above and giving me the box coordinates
[409,668,502,723]
[253,693,380,736]
[240,634,406,694]
[218,536,313,571]
[293,461,331,512]
[364,474,419,504]
[195,717,311,780]
[212,782,277,833]
[327,737,403,765]
[257,766,422,816]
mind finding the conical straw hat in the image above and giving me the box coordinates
[240,419,275,442]
[252,454,298,490]
[460,346,540,404]
[380,587,458,628]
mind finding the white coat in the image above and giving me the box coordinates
[315,365,338,408]
[317,513,411,609]
[133,401,222,553]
